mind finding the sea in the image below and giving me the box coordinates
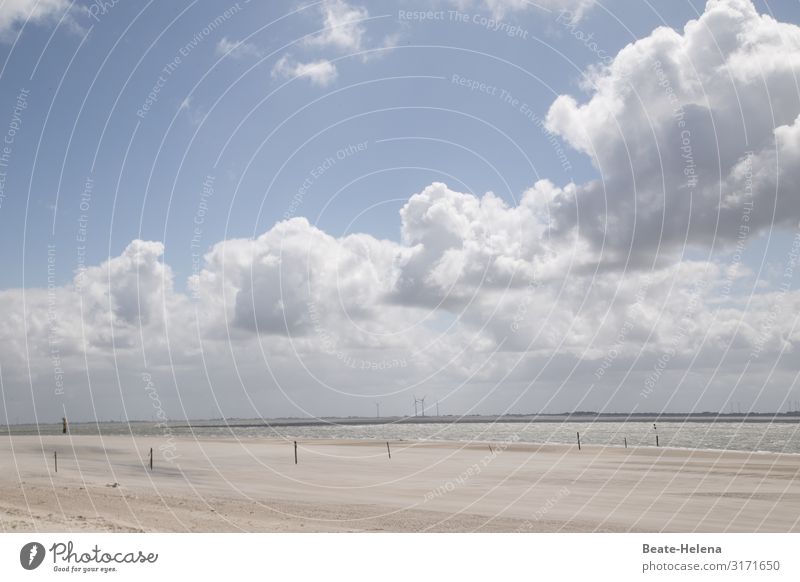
[4,418,800,455]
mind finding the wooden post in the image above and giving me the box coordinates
[54,451,57,473]
[656,435,659,447]
[488,444,493,454]
[577,432,581,451]
[294,441,298,464]
[386,442,391,459]
[149,447,153,471]
[624,437,627,449]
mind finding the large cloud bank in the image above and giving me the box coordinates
[2,0,800,422]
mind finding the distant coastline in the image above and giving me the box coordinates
[178,411,800,429]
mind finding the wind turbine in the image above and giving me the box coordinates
[413,395,427,417]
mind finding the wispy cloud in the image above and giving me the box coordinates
[178,96,207,126]
[0,0,73,39]
[215,36,263,60]
[447,0,596,19]
[305,0,369,51]
[271,54,338,87]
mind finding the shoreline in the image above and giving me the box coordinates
[5,413,800,433]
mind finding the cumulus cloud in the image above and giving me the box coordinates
[81,240,173,327]
[391,182,549,308]
[271,54,338,86]
[0,0,72,38]
[3,179,799,421]
[0,239,185,392]
[543,0,800,266]
[217,218,401,335]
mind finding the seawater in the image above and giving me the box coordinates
[5,420,800,455]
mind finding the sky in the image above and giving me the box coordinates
[1,0,800,423]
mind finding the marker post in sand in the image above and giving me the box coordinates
[386,442,391,459]
[54,451,57,473]
[624,437,627,449]
[149,448,153,471]
[656,435,659,447]
[294,441,298,464]
[577,432,581,451]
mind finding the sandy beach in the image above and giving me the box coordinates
[1,435,799,533]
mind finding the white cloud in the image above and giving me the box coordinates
[271,54,338,86]
[215,36,262,60]
[3,181,800,421]
[0,0,71,38]
[178,96,208,126]
[305,0,369,51]
[391,182,548,307]
[543,0,800,265]
[209,217,400,335]
[447,0,596,19]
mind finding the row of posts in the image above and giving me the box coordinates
[51,442,395,473]
[49,434,666,474]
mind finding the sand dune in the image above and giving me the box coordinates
[1,435,799,532]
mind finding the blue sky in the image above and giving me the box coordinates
[2,0,800,422]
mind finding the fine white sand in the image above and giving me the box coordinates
[1,435,799,532]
